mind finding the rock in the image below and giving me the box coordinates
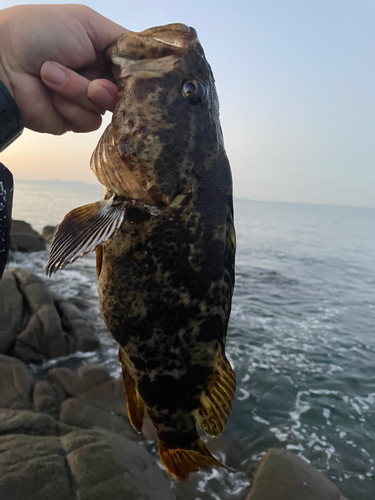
[33,380,66,420]
[0,268,99,363]
[41,225,56,243]
[0,355,34,410]
[47,367,80,395]
[59,398,140,441]
[0,433,72,500]
[47,365,138,440]
[0,270,24,353]
[61,427,173,500]
[0,408,59,436]
[55,298,100,353]
[10,220,46,252]
[12,268,69,362]
[69,296,92,311]
[246,448,349,500]
[48,365,129,419]
[0,411,173,500]
[47,365,112,397]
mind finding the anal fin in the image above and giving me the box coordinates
[194,353,236,437]
[118,347,145,433]
[46,194,126,276]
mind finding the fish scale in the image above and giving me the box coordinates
[46,23,236,481]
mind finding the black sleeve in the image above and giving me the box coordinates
[0,163,14,279]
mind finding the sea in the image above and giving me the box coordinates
[8,179,375,500]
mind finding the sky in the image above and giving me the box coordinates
[1,0,375,207]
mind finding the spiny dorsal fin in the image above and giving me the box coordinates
[194,353,236,437]
[118,347,145,432]
[46,195,126,276]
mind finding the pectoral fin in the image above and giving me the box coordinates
[46,194,126,276]
[194,353,236,437]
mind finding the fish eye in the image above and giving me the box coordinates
[181,79,206,105]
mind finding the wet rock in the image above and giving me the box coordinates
[0,268,99,363]
[61,427,173,500]
[47,365,138,440]
[47,365,112,397]
[0,410,173,500]
[10,220,46,252]
[69,296,92,310]
[48,365,129,419]
[12,268,69,361]
[0,408,59,436]
[55,297,100,353]
[0,433,72,500]
[59,398,140,441]
[33,380,66,420]
[42,225,56,243]
[0,270,24,353]
[0,355,34,410]
[246,448,348,500]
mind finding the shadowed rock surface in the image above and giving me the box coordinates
[42,225,57,243]
[0,360,173,500]
[0,351,352,499]
[0,410,173,500]
[10,220,46,252]
[0,355,34,410]
[246,448,349,500]
[0,269,99,363]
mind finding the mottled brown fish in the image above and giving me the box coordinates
[46,23,236,481]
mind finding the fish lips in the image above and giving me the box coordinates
[107,24,201,84]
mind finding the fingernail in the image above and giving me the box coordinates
[42,61,67,86]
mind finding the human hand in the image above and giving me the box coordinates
[0,4,127,135]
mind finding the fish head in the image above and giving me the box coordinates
[91,24,225,207]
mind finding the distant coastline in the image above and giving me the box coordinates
[13,179,375,212]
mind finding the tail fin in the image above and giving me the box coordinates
[158,437,232,482]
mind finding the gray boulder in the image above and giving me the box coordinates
[62,427,173,500]
[41,225,56,243]
[0,355,34,410]
[55,297,100,353]
[0,409,173,500]
[12,268,69,361]
[10,220,46,252]
[59,398,140,442]
[0,268,99,363]
[246,448,348,500]
[0,271,24,352]
[33,380,66,420]
[47,365,138,440]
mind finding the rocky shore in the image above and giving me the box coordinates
[0,221,350,499]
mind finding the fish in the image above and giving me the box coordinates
[46,23,236,481]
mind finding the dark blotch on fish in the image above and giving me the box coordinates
[46,23,236,482]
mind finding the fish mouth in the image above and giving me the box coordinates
[110,23,199,62]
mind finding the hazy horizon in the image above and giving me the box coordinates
[2,0,375,208]
[13,178,375,211]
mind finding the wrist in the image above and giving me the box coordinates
[0,80,24,151]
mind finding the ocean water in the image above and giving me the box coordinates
[8,180,375,500]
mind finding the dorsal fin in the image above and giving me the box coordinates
[193,353,236,437]
[46,194,126,276]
